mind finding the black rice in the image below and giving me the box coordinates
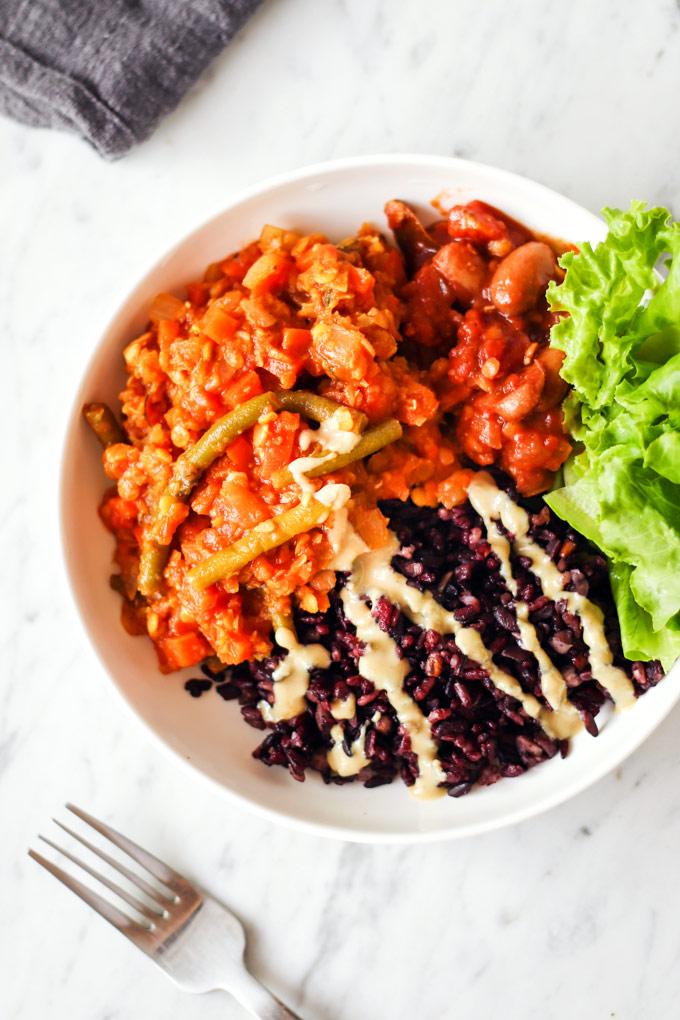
[187,472,665,795]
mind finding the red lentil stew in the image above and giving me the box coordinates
[85,199,574,675]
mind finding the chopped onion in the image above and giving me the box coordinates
[149,292,184,322]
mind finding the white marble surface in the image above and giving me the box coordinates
[2,0,680,1017]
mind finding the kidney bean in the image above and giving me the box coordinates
[490,242,557,316]
[432,241,489,307]
[385,199,440,273]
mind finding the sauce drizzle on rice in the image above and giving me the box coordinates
[466,473,635,710]
[262,473,634,795]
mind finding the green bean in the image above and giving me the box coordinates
[272,418,403,489]
[168,390,280,501]
[83,402,126,448]
[137,538,170,599]
[149,391,282,569]
[149,389,371,592]
[187,497,331,589]
[274,390,367,433]
[161,390,361,522]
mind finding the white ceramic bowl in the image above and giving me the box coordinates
[61,154,680,843]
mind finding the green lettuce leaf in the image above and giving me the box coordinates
[644,432,680,484]
[609,563,680,669]
[547,201,680,671]
[547,202,680,410]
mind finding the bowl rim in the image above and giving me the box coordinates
[60,152,680,843]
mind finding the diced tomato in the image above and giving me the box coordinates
[226,435,251,471]
[309,320,370,382]
[216,630,256,666]
[447,201,533,252]
[255,411,299,478]
[457,405,498,464]
[323,362,399,423]
[191,478,222,516]
[185,282,209,305]
[176,517,212,568]
[433,468,476,509]
[150,294,184,323]
[447,201,509,244]
[396,378,439,427]
[492,362,545,421]
[105,497,138,530]
[482,414,504,450]
[218,481,270,536]
[220,290,246,313]
[535,347,568,411]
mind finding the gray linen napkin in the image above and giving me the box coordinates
[0,0,264,158]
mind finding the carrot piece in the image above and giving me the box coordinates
[200,304,239,343]
[160,633,212,671]
[222,371,264,409]
[348,265,374,297]
[264,348,303,389]
[281,327,312,358]
[353,506,390,549]
[242,252,292,295]
[157,319,179,352]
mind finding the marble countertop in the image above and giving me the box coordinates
[3,0,680,1017]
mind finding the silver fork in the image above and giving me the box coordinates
[29,805,304,1020]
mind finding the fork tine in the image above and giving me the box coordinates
[28,849,157,954]
[39,835,162,920]
[66,804,185,891]
[53,819,171,906]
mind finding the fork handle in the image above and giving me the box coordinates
[226,968,304,1020]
